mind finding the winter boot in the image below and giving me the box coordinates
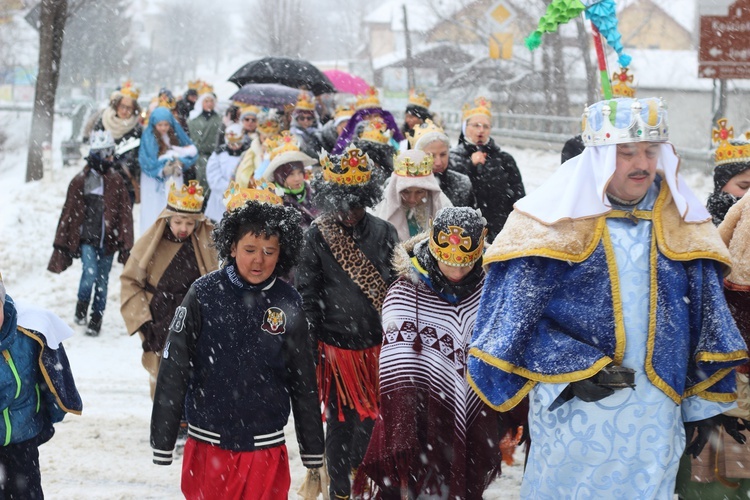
[86,311,103,337]
[74,300,88,326]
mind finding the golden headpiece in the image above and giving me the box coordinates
[334,104,355,121]
[239,104,261,117]
[611,67,636,98]
[257,111,281,135]
[429,224,487,267]
[120,80,140,100]
[408,89,431,109]
[295,92,316,112]
[320,146,372,186]
[157,93,176,110]
[187,80,202,91]
[223,180,284,210]
[224,124,244,144]
[712,118,750,166]
[265,131,302,160]
[409,119,448,149]
[167,180,204,213]
[355,86,381,110]
[358,119,392,144]
[393,149,434,177]
[462,96,491,122]
[197,81,214,96]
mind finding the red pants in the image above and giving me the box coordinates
[181,438,290,500]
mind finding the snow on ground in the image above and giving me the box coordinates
[0,111,713,498]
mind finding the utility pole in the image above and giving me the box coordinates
[402,4,415,89]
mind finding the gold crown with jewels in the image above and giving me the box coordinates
[408,89,431,109]
[611,67,636,98]
[223,180,284,210]
[462,96,491,121]
[355,86,381,110]
[120,80,140,100]
[319,146,372,185]
[409,119,447,148]
[712,118,750,166]
[393,150,434,177]
[265,131,302,160]
[429,224,487,267]
[358,119,392,144]
[295,92,316,112]
[167,180,204,213]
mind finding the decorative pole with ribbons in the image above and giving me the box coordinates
[524,0,631,100]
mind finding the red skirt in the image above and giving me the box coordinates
[181,438,290,500]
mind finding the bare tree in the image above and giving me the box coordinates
[243,0,308,58]
[26,0,69,182]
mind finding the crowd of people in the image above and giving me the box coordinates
[24,72,750,500]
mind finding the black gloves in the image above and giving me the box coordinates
[549,365,635,411]
[684,415,750,458]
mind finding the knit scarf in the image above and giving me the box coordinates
[101,107,139,140]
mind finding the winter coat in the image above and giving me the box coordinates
[1,296,82,446]
[205,146,245,222]
[435,169,475,208]
[120,209,217,352]
[48,165,133,273]
[150,265,324,468]
[450,135,525,240]
[290,125,325,160]
[94,114,142,201]
[188,111,223,188]
[296,213,400,350]
[318,120,339,153]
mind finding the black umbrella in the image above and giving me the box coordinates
[228,57,336,95]
[229,83,301,109]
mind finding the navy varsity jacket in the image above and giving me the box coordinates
[150,265,324,467]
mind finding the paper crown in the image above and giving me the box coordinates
[581,97,669,147]
[334,104,355,121]
[319,146,372,185]
[462,97,491,121]
[224,124,244,144]
[187,80,202,91]
[266,131,304,160]
[156,90,176,110]
[393,150,434,177]
[223,180,284,210]
[295,92,316,112]
[257,111,281,135]
[712,118,750,166]
[239,104,261,117]
[611,67,636,98]
[120,80,140,100]
[359,119,392,144]
[197,81,214,96]
[355,87,381,110]
[409,119,448,149]
[167,180,204,213]
[428,224,487,267]
[408,89,431,109]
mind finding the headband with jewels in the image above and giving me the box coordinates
[408,89,431,110]
[355,86,381,110]
[334,104,355,121]
[409,119,448,149]
[359,119,392,145]
[428,223,487,268]
[224,180,284,210]
[120,80,140,100]
[611,67,636,98]
[581,97,668,147]
[462,96,491,122]
[393,149,434,177]
[167,180,205,213]
[319,146,372,186]
[712,118,750,166]
[295,92,316,112]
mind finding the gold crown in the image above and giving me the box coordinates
[611,67,636,98]
[223,180,283,210]
[224,127,243,144]
[239,104,261,116]
[355,86,380,110]
[712,118,750,166]
[187,80,202,91]
[409,119,447,148]
[320,146,372,185]
[408,89,431,109]
[393,150,434,177]
[429,225,487,267]
[120,80,140,100]
[359,119,392,144]
[258,114,281,135]
[462,96,491,121]
[167,180,204,213]
[265,131,302,160]
[295,92,316,112]
[334,104,355,121]
[197,82,214,96]
[156,94,176,110]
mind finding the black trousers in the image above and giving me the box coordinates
[0,438,43,500]
[325,385,375,499]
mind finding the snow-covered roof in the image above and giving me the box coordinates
[372,42,484,70]
[618,0,696,34]
[364,0,465,33]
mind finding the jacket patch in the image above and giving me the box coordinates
[169,306,187,333]
[261,307,286,335]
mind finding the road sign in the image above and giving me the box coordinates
[489,33,513,60]
[699,0,750,79]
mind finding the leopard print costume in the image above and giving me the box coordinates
[315,214,388,312]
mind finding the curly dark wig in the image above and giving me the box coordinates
[310,170,384,213]
[212,201,303,276]
[353,139,395,177]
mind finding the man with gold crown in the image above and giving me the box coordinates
[296,146,399,499]
[120,180,217,401]
[466,96,749,498]
[289,92,324,159]
[450,96,525,241]
[150,180,324,498]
